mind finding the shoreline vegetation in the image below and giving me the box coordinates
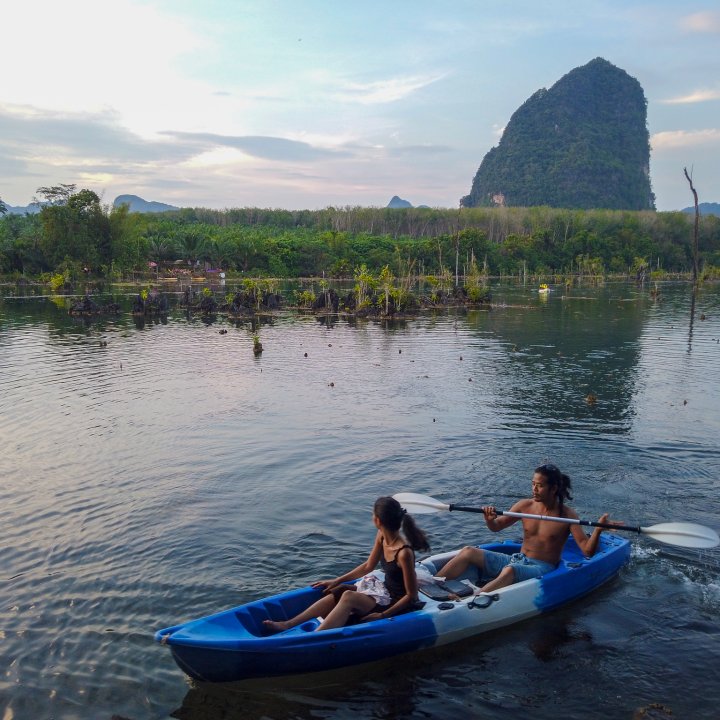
[3,272,716,323]
[2,187,719,318]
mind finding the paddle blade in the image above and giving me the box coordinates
[641,522,719,549]
[393,493,450,514]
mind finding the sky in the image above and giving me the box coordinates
[1,1,719,212]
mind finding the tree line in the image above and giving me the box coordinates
[1,186,719,282]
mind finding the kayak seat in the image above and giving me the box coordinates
[236,588,330,636]
[420,580,474,601]
[236,600,293,636]
[235,606,276,636]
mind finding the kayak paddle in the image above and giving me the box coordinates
[393,492,719,549]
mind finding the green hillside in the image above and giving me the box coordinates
[461,58,655,211]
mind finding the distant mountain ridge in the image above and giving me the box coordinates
[113,194,180,213]
[386,195,429,209]
[682,202,720,216]
[4,203,40,215]
[387,195,413,209]
[462,57,654,211]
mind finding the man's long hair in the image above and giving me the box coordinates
[535,464,573,509]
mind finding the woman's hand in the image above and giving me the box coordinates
[312,578,340,592]
[358,611,385,623]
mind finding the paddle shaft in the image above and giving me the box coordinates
[449,504,639,534]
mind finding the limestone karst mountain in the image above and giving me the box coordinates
[461,58,655,210]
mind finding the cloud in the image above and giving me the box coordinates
[386,144,453,158]
[661,89,720,104]
[0,0,205,132]
[334,74,446,105]
[0,105,196,165]
[651,129,720,149]
[0,152,26,178]
[162,132,353,162]
[680,11,720,34]
[0,99,466,208]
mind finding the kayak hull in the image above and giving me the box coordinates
[155,534,630,682]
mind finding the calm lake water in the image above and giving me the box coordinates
[1,281,719,720]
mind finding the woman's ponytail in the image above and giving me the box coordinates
[401,513,430,553]
[374,496,430,552]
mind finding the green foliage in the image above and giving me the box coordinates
[466,285,491,303]
[2,186,720,280]
[48,271,69,292]
[465,256,489,302]
[37,187,111,272]
[354,263,375,308]
[296,289,316,308]
[378,265,394,315]
[35,184,77,206]
[462,58,654,211]
[390,286,413,312]
[111,205,144,273]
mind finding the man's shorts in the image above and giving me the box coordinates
[482,550,557,583]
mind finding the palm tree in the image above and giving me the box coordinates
[178,230,207,270]
[147,235,175,277]
[378,265,394,315]
[0,197,7,215]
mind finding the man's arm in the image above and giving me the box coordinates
[569,511,611,557]
[483,499,530,532]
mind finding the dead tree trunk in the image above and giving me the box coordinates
[683,167,700,283]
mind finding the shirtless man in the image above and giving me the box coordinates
[439,464,611,592]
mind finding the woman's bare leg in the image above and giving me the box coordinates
[263,593,336,632]
[317,591,377,631]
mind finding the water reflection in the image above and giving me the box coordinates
[315,314,338,329]
[133,315,169,330]
[170,645,469,720]
[469,287,650,431]
[688,288,696,353]
[172,679,413,720]
[526,616,593,662]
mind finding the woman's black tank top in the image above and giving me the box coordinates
[380,543,413,602]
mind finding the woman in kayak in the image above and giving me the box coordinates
[263,496,430,632]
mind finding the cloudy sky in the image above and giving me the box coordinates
[1,0,719,211]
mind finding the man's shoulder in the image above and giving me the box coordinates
[560,505,579,519]
[513,498,535,511]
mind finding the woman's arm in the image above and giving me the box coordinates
[313,532,383,590]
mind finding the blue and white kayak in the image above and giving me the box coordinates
[155,533,630,682]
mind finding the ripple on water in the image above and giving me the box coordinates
[1,286,720,720]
